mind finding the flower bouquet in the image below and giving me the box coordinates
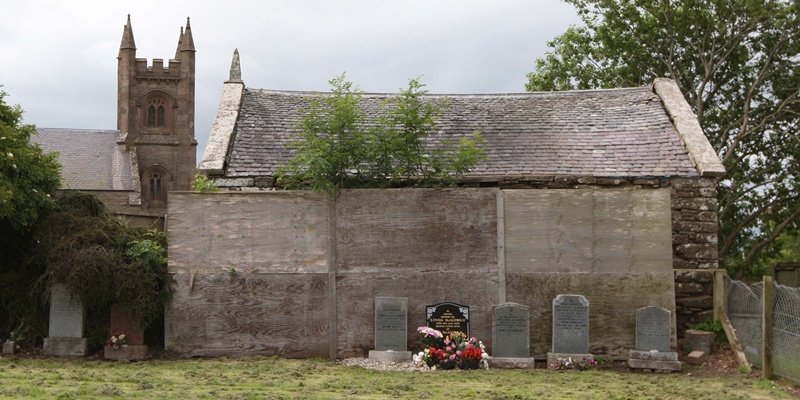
[456,336,486,370]
[417,326,444,349]
[106,331,127,350]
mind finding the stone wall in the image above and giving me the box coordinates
[211,174,721,332]
[167,188,679,359]
[670,178,720,330]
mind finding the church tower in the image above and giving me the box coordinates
[117,15,197,208]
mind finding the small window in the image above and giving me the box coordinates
[149,171,162,200]
[142,94,171,132]
[142,166,170,208]
[148,106,156,126]
[157,105,165,127]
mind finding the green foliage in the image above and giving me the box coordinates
[526,0,800,278]
[751,230,800,276]
[278,74,486,190]
[191,172,220,192]
[691,318,726,344]
[7,321,29,343]
[30,192,173,346]
[0,88,61,232]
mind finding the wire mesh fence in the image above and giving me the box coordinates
[773,283,800,384]
[726,278,763,369]
[725,276,800,384]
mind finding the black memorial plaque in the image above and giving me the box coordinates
[426,302,470,338]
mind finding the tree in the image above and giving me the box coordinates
[0,89,61,232]
[526,0,800,277]
[30,192,173,346]
[279,74,485,190]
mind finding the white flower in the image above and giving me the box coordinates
[6,152,12,159]
[119,334,126,340]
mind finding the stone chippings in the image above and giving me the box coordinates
[225,87,699,179]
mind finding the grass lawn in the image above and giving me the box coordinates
[0,356,795,399]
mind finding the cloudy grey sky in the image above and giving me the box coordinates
[0,1,581,161]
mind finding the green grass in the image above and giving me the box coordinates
[0,356,794,399]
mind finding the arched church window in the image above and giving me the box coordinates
[141,93,173,133]
[142,166,171,208]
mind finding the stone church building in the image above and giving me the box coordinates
[158,51,728,359]
[32,16,197,228]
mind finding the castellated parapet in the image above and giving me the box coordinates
[134,58,183,80]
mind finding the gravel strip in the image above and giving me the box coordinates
[337,358,431,371]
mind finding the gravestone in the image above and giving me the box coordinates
[368,297,411,362]
[42,284,88,356]
[489,303,535,369]
[426,302,469,338]
[552,294,589,354]
[374,297,407,351]
[104,304,148,361]
[492,303,530,358]
[628,306,680,371]
[636,306,671,352]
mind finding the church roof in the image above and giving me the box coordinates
[219,86,699,179]
[33,128,136,191]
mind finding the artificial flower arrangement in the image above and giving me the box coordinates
[413,327,488,370]
[549,356,598,371]
[106,331,127,350]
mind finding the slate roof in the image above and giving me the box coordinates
[225,86,699,178]
[32,128,135,191]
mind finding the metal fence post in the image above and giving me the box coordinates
[762,275,774,380]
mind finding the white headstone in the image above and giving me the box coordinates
[48,284,84,338]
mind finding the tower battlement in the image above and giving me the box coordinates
[135,58,183,79]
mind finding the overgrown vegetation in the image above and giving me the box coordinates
[191,172,219,192]
[692,318,727,345]
[278,74,486,190]
[0,87,61,346]
[0,357,793,399]
[526,0,800,278]
[23,192,173,347]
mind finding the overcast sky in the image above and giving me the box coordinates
[0,1,581,161]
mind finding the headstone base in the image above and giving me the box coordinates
[628,350,678,361]
[627,350,680,372]
[487,357,535,369]
[2,341,16,355]
[547,352,594,369]
[104,345,148,361]
[43,337,88,356]
[368,350,412,363]
[684,329,714,354]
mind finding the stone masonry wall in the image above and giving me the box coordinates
[211,174,720,332]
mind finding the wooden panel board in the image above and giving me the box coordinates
[506,272,676,359]
[165,273,329,358]
[336,189,498,273]
[168,192,329,274]
[335,271,499,358]
[504,189,672,274]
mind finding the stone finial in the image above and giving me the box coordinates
[179,16,195,52]
[174,26,184,59]
[119,14,136,51]
[227,48,243,83]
